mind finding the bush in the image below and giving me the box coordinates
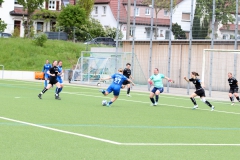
[33,33,47,47]
[12,28,20,37]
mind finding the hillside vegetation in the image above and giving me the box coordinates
[0,38,88,71]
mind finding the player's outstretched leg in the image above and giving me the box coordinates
[190,97,198,109]
[38,87,48,99]
[201,97,214,111]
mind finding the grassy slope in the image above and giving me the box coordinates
[0,38,88,71]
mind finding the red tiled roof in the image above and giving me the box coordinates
[10,7,29,16]
[121,0,183,5]
[129,17,170,26]
[220,24,240,31]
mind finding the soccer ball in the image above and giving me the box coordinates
[102,100,107,106]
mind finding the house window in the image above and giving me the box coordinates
[103,6,106,15]
[135,8,139,16]
[182,13,190,21]
[165,30,170,39]
[37,22,44,32]
[95,6,98,14]
[14,0,19,4]
[130,27,134,36]
[145,8,150,15]
[223,34,228,40]
[164,10,169,16]
[47,0,56,10]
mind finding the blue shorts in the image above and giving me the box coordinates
[57,77,63,84]
[106,85,121,96]
[151,87,164,94]
[44,73,50,79]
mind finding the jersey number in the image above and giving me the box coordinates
[114,77,121,84]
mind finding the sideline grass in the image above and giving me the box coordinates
[0,38,87,71]
[0,79,240,160]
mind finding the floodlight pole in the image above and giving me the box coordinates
[209,0,216,97]
[115,0,121,73]
[234,0,239,77]
[148,0,154,91]
[131,0,137,77]
[167,0,173,93]
[187,0,194,95]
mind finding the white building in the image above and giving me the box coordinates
[0,0,74,37]
[92,0,173,40]
[172,0,196,39]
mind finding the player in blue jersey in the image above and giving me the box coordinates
[99,68,135,107]
[148,68,173,106]
[42,60,52,87]
[55,60,64,96]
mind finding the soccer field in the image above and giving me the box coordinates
[0,80,240,160]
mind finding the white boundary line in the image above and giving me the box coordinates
[1,116,240,146]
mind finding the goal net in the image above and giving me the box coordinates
[202,49,240,96]
[71,51,147,86]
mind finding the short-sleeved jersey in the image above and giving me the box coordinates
[49,66,59,78]
[111,73,128,87]
[42,63,52,73]
[123,68,131,78]
[228,77,238,88]
[57,66,63,78]
[150,74,165,88]
[189,78,202,90]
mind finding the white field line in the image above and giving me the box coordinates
[1,116,240,146]
[0,80,237,106]
[1,81,240,115]
[63,91,240,115]
[0,116,120,145]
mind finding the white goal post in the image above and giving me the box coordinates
[202,49,240,96]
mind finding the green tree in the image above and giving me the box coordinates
[0,20,7,32]
[172,23,186,39]
[57,4,87,40]
[105,27,123,39]
[142,0,177,39]
[17,0,45,37]
[0,0,4,4]
[196,0,238,36]
[76,0,94,17]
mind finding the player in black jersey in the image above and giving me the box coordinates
[38,60,62,100]
[122,63,133,96]
[184,72,214,111]
[228,72,240,105]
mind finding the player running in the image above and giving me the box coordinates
[38,60,62,100]
[42,60,52,87]
[99,68,135,107]
[228,72,240,105]
[122,63,133,97]
[184,71,214,111]
[55,60,64,96]
[148,68,173,106]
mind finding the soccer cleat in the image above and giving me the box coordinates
[154,102,158,106]
[211,106,215,111]
[55,95,61,100]
[106,103,111,107]
[38,94,42,99]
[231,102,235,106]
[127,94,131,97]
[192,105,198,110]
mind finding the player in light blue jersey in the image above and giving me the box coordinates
[42,60,52,87]
[148,68,173,106]
[100,68,135,107]
[55,60,64,95]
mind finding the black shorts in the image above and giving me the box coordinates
[229,88,238,94]
[49,77,58,85]
[122,80,130,85]
[195,88,205,97]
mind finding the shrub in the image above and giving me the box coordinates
[33,33,47,47]
[12,28,20,37]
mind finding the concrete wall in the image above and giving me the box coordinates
[0,71,35,80]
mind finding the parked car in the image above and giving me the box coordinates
[84,37,116,46]
[0,32,12,38]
